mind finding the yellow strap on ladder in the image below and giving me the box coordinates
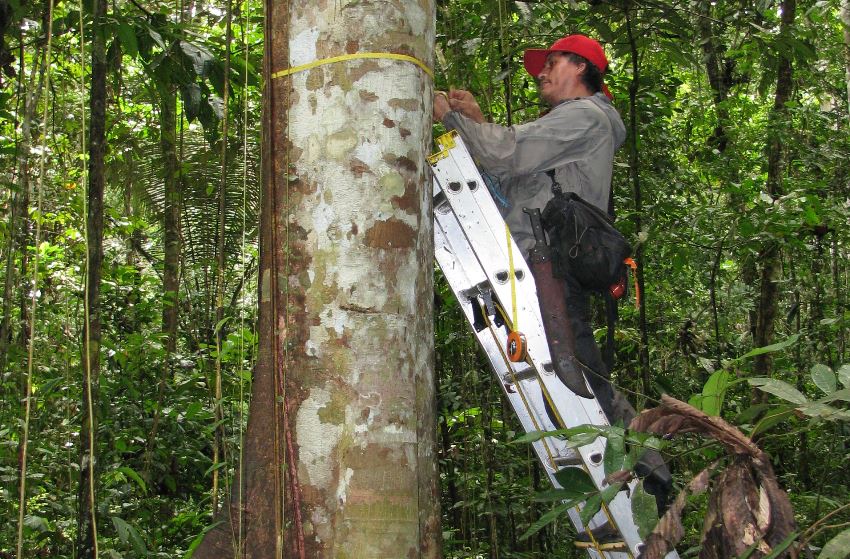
[505,222,518,330]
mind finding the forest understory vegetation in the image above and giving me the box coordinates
[1,0,849,557]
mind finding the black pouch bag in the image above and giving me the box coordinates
[541,190,631,292]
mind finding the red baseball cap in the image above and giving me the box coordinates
[523,34,608,77]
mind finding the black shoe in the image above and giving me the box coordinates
[574,522,627,551]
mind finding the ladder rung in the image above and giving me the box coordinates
[501,365,536,384]
[554,452,583,467]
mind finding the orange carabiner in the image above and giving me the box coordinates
[507,331,528,362]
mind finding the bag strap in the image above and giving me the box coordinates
[546,169,562,196]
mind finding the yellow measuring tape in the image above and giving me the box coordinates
[505,223,518,330]
[272,52,433,80]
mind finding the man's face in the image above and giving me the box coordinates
[537,52,584,105]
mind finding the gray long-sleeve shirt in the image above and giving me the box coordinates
[442,92,626,255]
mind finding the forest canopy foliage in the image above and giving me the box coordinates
[0,0,848,557]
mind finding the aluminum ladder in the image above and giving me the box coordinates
[429,131,677,559]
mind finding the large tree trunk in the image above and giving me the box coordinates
[194,1,439,557]
[753,0,796,379]
[77,0,108,555]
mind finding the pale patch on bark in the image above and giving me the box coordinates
[296,387,345,488]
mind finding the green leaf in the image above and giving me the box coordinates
[750,406,796,437]
[819,388,850,404]
[116,466,147,494]
[762,531,798,559]
[810,364,837,394]
[566,430,604,448]
[701,370,731,416]
[118,22,139,59]
[184,521,226,558]
[579,492,603,526]
[23,515,49,532]
[519,501,575,541]
[739,334,800,360]
[600,482,622,504]
[111,517,147,556]
[837,364,850,388]
[604,431,626,475]
[797,403,850,421]
[819,527,850,559]
[748,378,808,405]
[631,480,659,540]
[554,467,597,494]
[512,425,599,445]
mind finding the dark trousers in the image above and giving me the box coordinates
[562,274,673,513]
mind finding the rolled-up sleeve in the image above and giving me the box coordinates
[441,102,606,179]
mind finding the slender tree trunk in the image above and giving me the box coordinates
[143,77,180,478]
[0,39,45,376]
[753,0,796,379]
[624,8,652,398]
[77,0,107,555]
[697,0,730,152]
[159,78,180,357]
[842,0,850,123]
[211,0,234,516]
[194,1,439,557]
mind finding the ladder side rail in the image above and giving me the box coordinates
[431,137,680,559]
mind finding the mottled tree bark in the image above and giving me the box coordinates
[77,0,108,555]
[753,0,796,379]
[194,1,439,557]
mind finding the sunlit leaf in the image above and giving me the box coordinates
[810,364,836,395]
[837,364,850,388]
[748,378,808,405]
[819,527,850,559]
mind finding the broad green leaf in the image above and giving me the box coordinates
[810,364,837,394]
[701,370,731,416]
[604,431,626,475]
[739,334,800,360]
[112,516,130,545]
[819,527,850,559]
[748,378,808,405]
[579,492,603,526]
[837,364,850,388]
[566,430,604,448]
[819,388,850,404]
[600,482,622,504]
[631,480,658,540]
[511,425,599,444]
[554,467,596,494]
[118,22,139,59]
[751,406,796,437]
[519,501,576,541]
[798,403,850,421]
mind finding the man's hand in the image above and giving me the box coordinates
[433,91,451,122]
[448,89,485,124]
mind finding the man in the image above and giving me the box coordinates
[433,34,671,544]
